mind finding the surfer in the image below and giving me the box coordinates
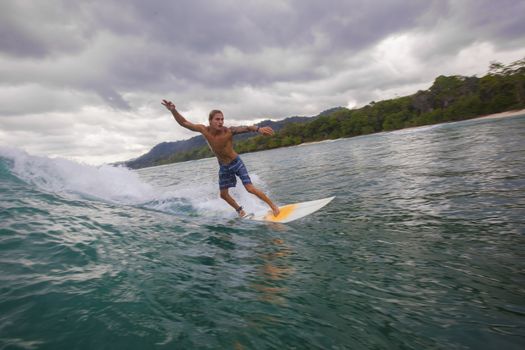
[161,100,280,218]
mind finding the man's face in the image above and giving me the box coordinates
[210,113,224,130]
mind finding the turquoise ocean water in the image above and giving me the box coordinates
[1,115,524,349]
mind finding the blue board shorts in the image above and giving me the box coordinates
[219,156,252,189]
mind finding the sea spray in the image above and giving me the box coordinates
[0,147,156,205]
[0,147,271,218]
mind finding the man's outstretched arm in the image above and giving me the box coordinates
[161,100,205,132]
[230,125,274,136]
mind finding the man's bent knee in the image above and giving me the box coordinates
[244,184,257,194]
[220,189,229,199]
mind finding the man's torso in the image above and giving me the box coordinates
[202,127,238,164]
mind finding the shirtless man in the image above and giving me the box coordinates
[161,100,280,218]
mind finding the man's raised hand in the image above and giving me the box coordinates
[258,126,274,136]
[161,99,177,112]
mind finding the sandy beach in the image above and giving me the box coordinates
[473,108,525,120]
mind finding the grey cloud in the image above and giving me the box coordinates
[287,0,433,50]
[1,0,446,89]
[0,1,94,58]
[408,0,525,61]
[106,0,441,87]
[461,0,525,42]
[92,85,131,110]
[3,0,519,100]
[0,85,100,117]
[125,0,437,53]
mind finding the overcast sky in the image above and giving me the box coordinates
[1,0,524,164]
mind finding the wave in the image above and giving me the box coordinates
[0,147,156,205]
[0,147,267,218]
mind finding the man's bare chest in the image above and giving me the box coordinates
[204,131,232,148]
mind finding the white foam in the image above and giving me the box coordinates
[0,147,156,204]
[0,147,273,218]
[141,172,270,218]
[186,175,269,217]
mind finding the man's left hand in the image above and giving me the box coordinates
[258,126,274,136]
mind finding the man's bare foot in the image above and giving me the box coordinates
[270,205,280,217]
[237,208,247,217]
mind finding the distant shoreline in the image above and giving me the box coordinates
[471,108,525,121]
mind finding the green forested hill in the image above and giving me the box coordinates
[150,57,525,167]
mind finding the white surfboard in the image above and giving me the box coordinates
[246,196,335,223]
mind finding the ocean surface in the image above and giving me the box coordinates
[1,115,524,349]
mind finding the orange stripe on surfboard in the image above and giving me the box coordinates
[264,204,297,222]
